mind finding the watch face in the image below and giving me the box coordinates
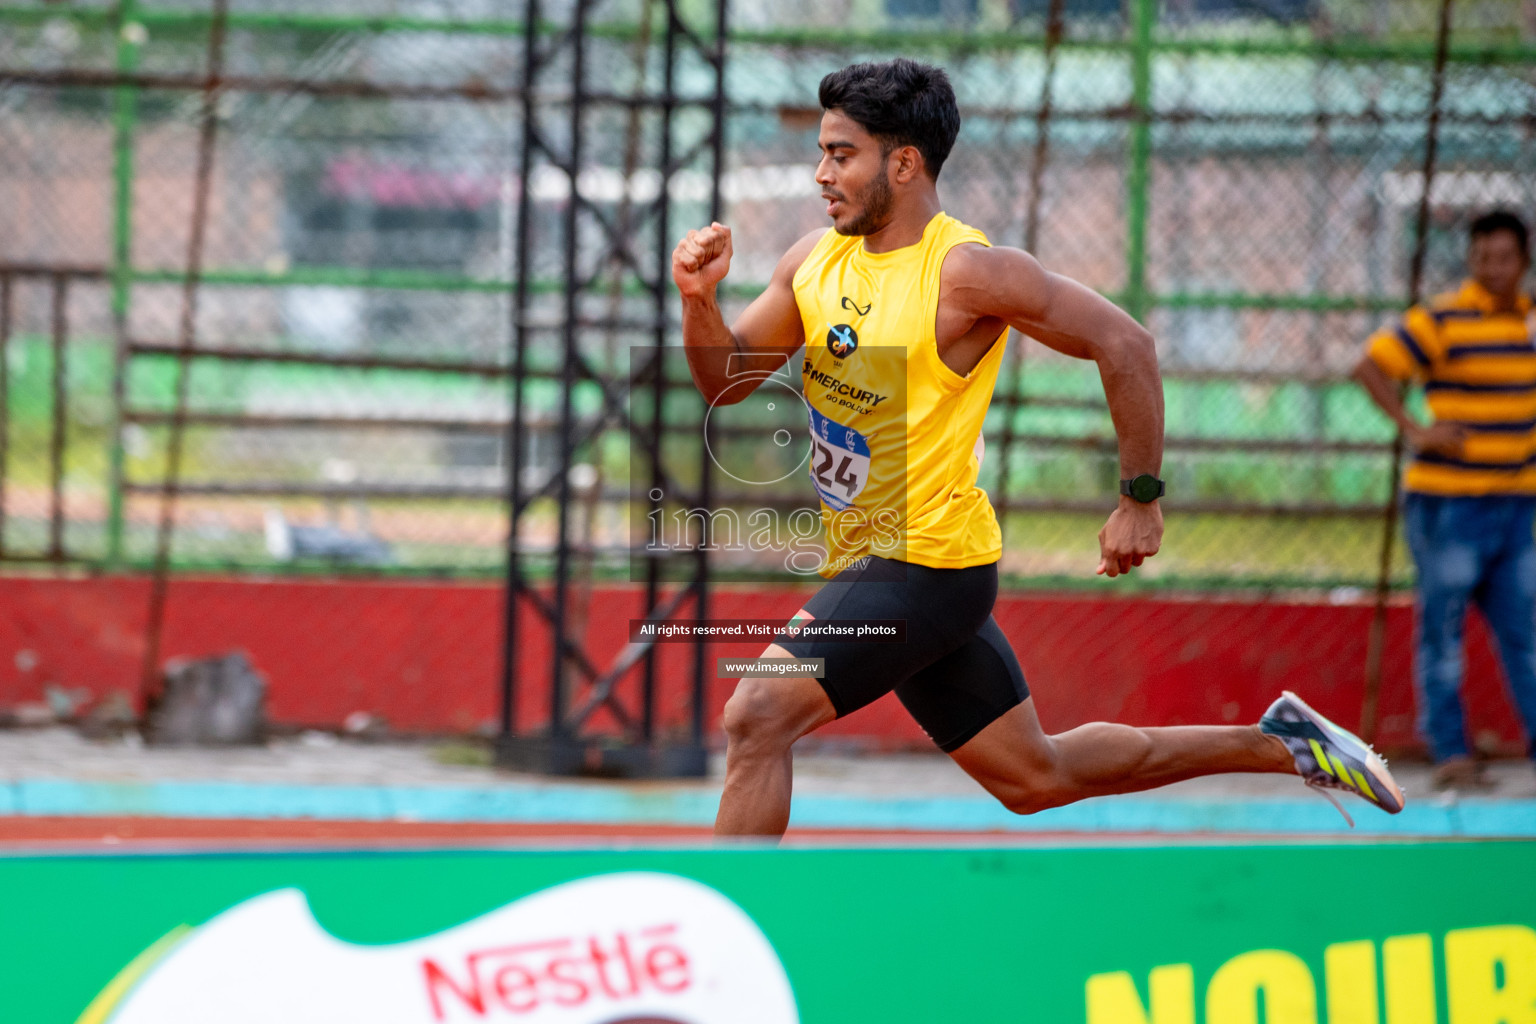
[1130,475,1163,502]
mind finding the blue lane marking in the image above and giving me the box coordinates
[7,777,1536,837]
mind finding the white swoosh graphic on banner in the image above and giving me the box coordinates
[89,872,798,1024]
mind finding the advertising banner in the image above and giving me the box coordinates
[3,842,1533,1024]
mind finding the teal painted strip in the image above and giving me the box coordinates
[786,792,1482,837]
[1453,799,1536,836]
[10,778,722,827]
[9,777,1536,837]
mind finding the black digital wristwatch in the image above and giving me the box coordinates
[1120,474,1165,503]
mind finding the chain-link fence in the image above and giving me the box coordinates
[1,0,1532,593]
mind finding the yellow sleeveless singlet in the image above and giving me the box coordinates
[791,212,1008,577]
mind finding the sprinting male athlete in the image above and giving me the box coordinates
[672,59,1403,836]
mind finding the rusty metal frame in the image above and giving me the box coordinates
[492,0,727,778]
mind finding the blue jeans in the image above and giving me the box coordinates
[1404,493,1536,762]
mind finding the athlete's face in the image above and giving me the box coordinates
[1469,229,1529,307]
[815,110,896,237]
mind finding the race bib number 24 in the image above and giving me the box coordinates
[808,408,870,511]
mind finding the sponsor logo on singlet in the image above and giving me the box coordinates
[825,324,858,359]
[803,366,887,410]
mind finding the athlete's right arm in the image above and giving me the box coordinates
[672,224,822,406]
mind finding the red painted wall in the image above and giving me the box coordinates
[0,574,1529,754]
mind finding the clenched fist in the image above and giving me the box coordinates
[1096,497,1163,578]
[672,222,733,299]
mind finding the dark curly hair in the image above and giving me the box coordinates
[818,59,961,180]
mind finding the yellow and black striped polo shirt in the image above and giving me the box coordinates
[1366,279,1536,495]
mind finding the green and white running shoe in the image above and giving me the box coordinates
[1259,690,1405,827]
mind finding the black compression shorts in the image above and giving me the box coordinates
[774,555,1029,753]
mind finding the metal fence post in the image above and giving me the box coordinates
[138,0,230,711]
[1124,0,1155,325]
[497,0,544,754]
[106,0,142,568]
[1360,0,1457,744]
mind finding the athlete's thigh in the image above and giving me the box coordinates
[893,615,1031,754]
[725,643,838,739]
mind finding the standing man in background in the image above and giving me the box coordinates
[1354,210,1536,788]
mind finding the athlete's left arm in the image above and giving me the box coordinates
[944,244,1164,578]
